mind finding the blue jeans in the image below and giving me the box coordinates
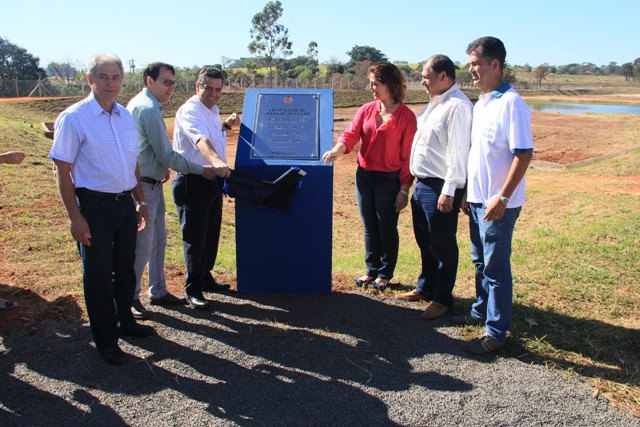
[468,203,521,343]
[76,190,138,351]
[411,178,463,307]
[355,166,400,280]
[133,181,168,300]
[172,173,222,298]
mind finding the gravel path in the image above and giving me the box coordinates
[1,292,637,426]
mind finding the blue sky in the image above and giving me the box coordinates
[2,0,638,70]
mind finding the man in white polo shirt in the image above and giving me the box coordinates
[451,37,534,354]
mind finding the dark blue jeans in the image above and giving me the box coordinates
[355,166,400,280]
[172,173,223,298]
[411,178,463,307]
[468,203,521,343]
[76,190,137,351]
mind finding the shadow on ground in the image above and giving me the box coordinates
[2,292,467,425]
[1,290,638,424]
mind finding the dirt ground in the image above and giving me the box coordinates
[1,96,639,329]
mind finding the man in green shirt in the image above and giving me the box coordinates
[127,62,216,319]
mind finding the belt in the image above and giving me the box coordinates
[141,177,163,185]
[417,177,444,184]
[76,188,132,201]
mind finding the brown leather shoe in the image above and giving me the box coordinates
[420,301,449,320]
[396,290,429,302]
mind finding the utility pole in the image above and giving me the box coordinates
[128,59,136,74]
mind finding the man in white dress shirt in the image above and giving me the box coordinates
[396,55,473,321]
[49,53,153,365]
[172,67,240,310]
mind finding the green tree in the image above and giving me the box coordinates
[346,45,388,64]
[581,62,598,74]
[633,58,640,81]
[345,45,387,76]
[603,62,619,76]
[0,37,46,81]
[298,68,315,85]
[557,63,580,75]
[325,56,345,75]
[306,41,318,65]
[248,1,293,87]
[620,62,633,81]
[306,41,319,74]
[0,37,47,97]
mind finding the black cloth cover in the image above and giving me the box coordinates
[221,168,305,211]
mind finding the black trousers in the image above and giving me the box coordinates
[172,173,223,298]
[76,190,137,350]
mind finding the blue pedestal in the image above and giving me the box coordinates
[234,89,334,294]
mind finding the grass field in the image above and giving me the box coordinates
[0,93,638,417]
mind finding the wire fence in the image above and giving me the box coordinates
[0,77,376,97]
[0,78,90,98]
[0,77,603,98]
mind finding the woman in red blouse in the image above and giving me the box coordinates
[323,62,417,291]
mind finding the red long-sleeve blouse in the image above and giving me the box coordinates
[338,100,417,186]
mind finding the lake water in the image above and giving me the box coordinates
[527,102,640,115]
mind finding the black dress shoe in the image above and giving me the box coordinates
[185,294,211,310]
[119,321,155,337]
[354,276,374,288]
[203,281,231,293]
[98,345,128,366]
[150,292,187,306]
[131,298,150,320]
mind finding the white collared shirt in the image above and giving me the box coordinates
[173,95,227,166]
[409,83,473,197]
[49,93,139,193]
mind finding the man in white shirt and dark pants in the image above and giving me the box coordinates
[50,53,154,365]
[397,55,473,321]
[172,67,239,310]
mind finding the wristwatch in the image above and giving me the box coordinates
[499,195,509,205]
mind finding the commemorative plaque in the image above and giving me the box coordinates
[234,88,334,294]
[251,93,319,160]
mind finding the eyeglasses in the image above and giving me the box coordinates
[158,78,177,87]
[199,84,222,94]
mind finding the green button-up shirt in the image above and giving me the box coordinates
[127,88,204,180]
